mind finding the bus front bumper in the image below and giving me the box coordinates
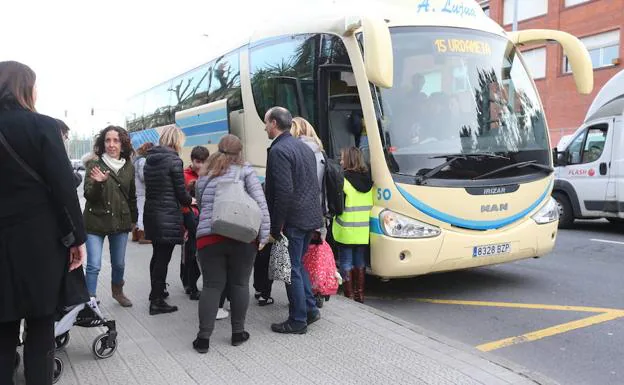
[369,219,558,279]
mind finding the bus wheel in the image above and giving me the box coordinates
[553,192,574,229]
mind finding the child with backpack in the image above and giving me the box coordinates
[332,147,373,303]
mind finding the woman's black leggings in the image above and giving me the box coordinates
[0,315,55,385]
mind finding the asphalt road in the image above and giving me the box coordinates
[366,220,624,385]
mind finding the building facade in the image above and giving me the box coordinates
[480,0,624,146]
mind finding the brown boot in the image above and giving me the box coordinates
[112,281,133,307]
[342,270,354,299]
[137,230,151,244]
[353,268,365,303]
[131,227,139,242]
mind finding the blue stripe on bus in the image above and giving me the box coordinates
[395,184,551,231]
[130,129,159,149]
[184,131,229,147]
[176,108,227,128]
[181,120,229,137]
[370,217,383,235]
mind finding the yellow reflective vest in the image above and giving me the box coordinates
[332,179,373,245]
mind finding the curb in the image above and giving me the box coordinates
[338,297,560,385]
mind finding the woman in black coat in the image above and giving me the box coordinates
[143,125,192,315]
[0,61,86,385]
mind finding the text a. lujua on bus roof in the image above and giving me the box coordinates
[415,0,479,18]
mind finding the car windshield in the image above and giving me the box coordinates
[372,27,550,185]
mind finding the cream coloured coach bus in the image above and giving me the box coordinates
[126,0,594,279]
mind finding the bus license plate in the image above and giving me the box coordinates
[473,243,511,257]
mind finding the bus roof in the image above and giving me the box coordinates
[131,0,505,98]
[249,0,505,44]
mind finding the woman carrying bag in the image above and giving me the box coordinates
[193,134,270,353]
[0,61,86,385]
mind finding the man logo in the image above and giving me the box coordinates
[481,203,509,213]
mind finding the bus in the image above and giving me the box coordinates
[126,0,593,279]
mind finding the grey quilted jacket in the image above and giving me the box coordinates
[196,163,270,245]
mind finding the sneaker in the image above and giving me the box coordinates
[271,320,307,334]
[192,337,210,354]
[189,289,201,301]
[216,308,229,320]
[231,331,250,346]
[149,299,178,315]
[307,310,321,325]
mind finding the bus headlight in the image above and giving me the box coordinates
[532,197,559,224]
[379,210,441,238]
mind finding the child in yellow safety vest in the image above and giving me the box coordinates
[332,147,373,303]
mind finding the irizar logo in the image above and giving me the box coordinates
[481,203,509,213]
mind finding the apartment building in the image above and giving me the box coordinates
[480,0,624,145]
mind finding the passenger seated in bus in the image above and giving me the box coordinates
[419,92,453,143]
[408,73,428,106]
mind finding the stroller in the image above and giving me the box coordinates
[15,297,118,383]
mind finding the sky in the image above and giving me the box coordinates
[0,0,302,137]
[0,0,411,138]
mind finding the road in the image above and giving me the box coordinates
[366,220,624,385]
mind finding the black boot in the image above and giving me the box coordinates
[149,298,178,315]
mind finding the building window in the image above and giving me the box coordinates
[503,0,547,25]
[479,1,490,17]
[563,30,620,73]
[565,0,591,7]
[521,47,546,79]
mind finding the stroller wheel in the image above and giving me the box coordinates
[52,357,63,384]
[14,352,20,369]
[92,332,117,359]
[324,295,330,301]
[55,332,70,350]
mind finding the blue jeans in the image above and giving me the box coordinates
[85,232,129,296]
[283,227,318,326]
[339,245,367,280]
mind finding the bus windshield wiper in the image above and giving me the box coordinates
[415,153,509,185]
[472,160,553,180]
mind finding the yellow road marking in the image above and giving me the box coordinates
[477,311,624,352]
[417,298,623,313]
[416,298,624,352]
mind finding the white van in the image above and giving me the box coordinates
[552,69,624,228]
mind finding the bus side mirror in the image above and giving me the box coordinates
[360,17,393,89]
[509,29,594,94]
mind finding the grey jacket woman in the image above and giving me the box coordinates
[298,136,327,237]
[196,163,270,245]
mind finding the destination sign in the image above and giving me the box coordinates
[434,39,492,55]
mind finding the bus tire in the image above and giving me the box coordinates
[553,192,574,229]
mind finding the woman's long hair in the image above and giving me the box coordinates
[291,116,323,150]
[93,126,134,161]
[200,134,244,177]
[136,142,154,157]
[0,61,37,111]
[159,125,185,153]
[341,146,368,173]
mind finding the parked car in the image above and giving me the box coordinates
[70,159,85,171]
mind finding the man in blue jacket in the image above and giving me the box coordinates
[264,106,323,334]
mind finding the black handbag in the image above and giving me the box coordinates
[0,130,76,248]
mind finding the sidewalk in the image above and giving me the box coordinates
[17,240,556,385]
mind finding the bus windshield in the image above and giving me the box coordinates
[374,27,550,185]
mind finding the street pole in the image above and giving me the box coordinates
[512,0,519,32]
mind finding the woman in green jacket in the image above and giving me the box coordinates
[84,126,138,307]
